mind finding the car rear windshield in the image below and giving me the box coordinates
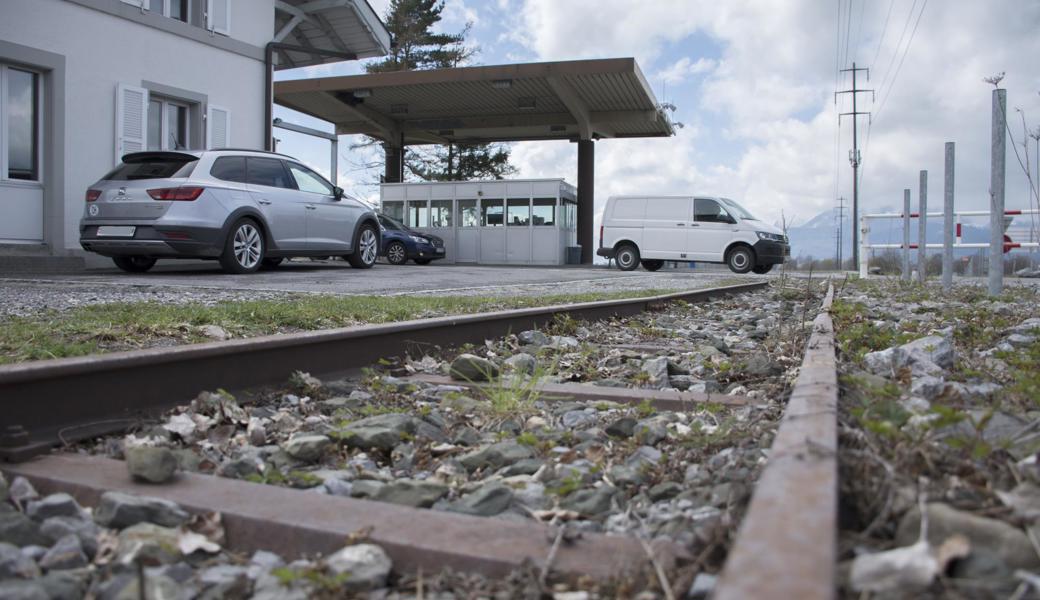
[104,158,198,181]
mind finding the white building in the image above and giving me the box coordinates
[0,0,389,262]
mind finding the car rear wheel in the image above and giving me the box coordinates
[615,244,640,271]
[386,241,407,265]
[113,256,157,273]
[347,223,378,269]
[752,264,774,274]
[726,245,754,274]
[641,259,664,272]
[220,219,265,274]
[414,258,432,265]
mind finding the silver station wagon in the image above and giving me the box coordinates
[79,150,380,274]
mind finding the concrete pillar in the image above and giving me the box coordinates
[577,139,595,264]
[383,143,403,184]
[989,89,1007,296]
[918,170,927,283]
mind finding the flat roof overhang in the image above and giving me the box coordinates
[273,58,675,145]
[273,0,392,69]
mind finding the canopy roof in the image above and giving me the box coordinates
[273,0,392,69]
[273,58,675,144]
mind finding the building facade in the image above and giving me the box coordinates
[0,0,388,258]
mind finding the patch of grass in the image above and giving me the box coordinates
[999,339,1040,406]
[515,432,539,447]
[546,473,583,497]
[832,300,917,363]
[0,289,681,365]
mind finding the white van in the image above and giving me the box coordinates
[596,196,789,273]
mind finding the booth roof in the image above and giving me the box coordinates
[274,58,675,145]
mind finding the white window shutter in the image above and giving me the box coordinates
[207,0,230,35]
[115,84,149,164]
[206,104,230,149]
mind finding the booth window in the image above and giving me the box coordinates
[382,201,404,222]
[3,67,39,181]
[481,199,504,227]
[406,201,428,228]
[430,200,452,227]
[507,198,530,226]
[458,199,478,227]
[532,198,555,226]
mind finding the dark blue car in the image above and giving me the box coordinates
[377,214,446,265]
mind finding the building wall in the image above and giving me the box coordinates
[0,0,272,253]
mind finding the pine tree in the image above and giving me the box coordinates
[366,0,515,181]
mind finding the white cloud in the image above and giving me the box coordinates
[655,57,717,86]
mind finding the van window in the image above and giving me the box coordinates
[645,198,690,220]
[694,198,734,223]
[613,198,645,219]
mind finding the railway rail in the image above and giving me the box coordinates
[0,279,841,598]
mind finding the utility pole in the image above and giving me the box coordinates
[835,197,847,269]
[836,63,874,269]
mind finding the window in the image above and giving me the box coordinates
[210,156,246,183]
[382,201,404,221]
[694,198,733,223]
[532,198,555,226]
[2,66,40,181]
[481,199,503,227]
[379,215,403,231]
[430,200,452,227]
[147,97,191,151]
[149,0,189,21]
[105,156,197,180]
[406,201,427,228]
[458,199,477,227]
[507,198,530,226]
[245,157,292,189]
[561,201,576,229]
[287,162,333,195]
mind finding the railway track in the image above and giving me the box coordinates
[0,279,841,598]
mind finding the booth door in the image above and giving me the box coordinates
[455,199,479,262]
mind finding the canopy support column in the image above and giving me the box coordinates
[578,139,595,264]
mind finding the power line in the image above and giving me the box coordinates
[851,0,868,66]
[874,0,919,113]
[842,0,854,67]
[874,0,928,124]
[871,0,896,71]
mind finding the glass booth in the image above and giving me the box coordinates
[380,179,578,265]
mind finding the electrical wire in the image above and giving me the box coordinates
[871,0,897,72]
[873,0,920,121]
[843,0,854,67]
[874,0,928,125]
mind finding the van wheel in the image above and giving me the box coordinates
[113,256,157,273]
[615,245,640,271]
[726,245,754,274]
[641,259,664,272]
[752,264,774,275]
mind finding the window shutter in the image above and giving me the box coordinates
[207,104,230,149]
[115,84,149,164]
[207,0,230,35]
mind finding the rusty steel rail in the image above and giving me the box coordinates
[1,454,687,581]
[713,283,838,600]
[0,281,766,461]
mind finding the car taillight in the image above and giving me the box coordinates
[86,189,101,202]
[599,225,603,248]
[147,186,205,201]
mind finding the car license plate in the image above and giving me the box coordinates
[435,248,445,254]
[96,226,136,238]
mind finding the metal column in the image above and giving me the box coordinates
[989,89,1007,296]
[918,170,927,283]
[943,143,955,290]
[384,143,404,184]
[577,139,595,264]
[902,189,911,281]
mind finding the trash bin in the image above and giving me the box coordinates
[565,246,582,265]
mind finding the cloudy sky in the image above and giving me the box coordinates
[275,0,1040,231]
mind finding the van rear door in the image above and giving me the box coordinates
[641,197,692,260]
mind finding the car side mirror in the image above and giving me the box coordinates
[333,186,344,200]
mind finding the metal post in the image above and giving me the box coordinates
[858,215,869,278]
[918,170,927,283]
[330,138,338,186]
[989,89,1006,296]
[577,139,595,264]
[943,143,955,290]
[902,189,911,281]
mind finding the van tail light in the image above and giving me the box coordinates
[85,189,101,202]
[147,186,205,201]
[599,225,604,248]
